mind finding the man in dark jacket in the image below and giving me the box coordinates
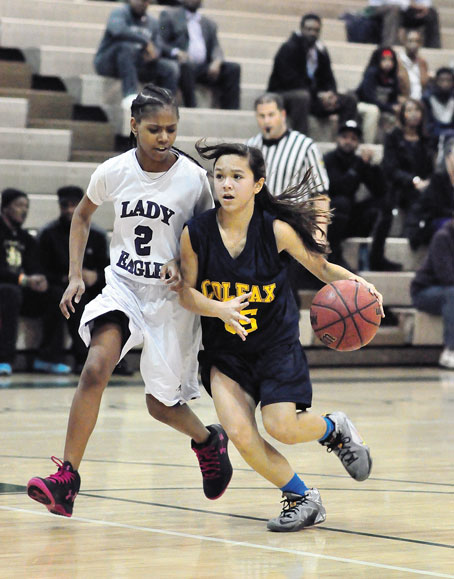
[268,13,357,135]
[159,0,240,109]
[324,120,402,271]
[38,187,109,374]
[94,0,179,109]
[0,189,71,376]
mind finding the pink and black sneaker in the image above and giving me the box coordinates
[27,456,80,517]
[191,424,232,500]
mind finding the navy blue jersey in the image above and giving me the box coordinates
[187,207,300,354]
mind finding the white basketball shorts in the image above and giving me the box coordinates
[79,266,202,406]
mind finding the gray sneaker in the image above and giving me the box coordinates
[319,411,372,481]
[267,488,326,532]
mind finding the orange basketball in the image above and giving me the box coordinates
[310,280,381,351]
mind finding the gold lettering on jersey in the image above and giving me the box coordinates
[201,280,276,303]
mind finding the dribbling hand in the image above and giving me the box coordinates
[219,292,252,341]
[60,277,85,319]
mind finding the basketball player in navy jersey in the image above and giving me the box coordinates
[178,141,384,532]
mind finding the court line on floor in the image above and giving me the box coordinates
[1,506,452,577]
[81,493,454,550]
[3,453,453,487]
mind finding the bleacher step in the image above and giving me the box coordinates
[0,87,73,120]
[29,118,115,151]
[0,127,72,161]
[70,149,119,163]
[0,97,28,128]
[0,60,32,89]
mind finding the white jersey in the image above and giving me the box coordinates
[87,148,213,284]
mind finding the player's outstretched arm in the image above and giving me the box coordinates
[178,227,251,340]
[60,195,98,319]
[273,219,384,316]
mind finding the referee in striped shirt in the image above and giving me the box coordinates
[247,92,331,294]
[246,92,329,197]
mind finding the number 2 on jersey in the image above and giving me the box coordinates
[225,308,258,335]
[134,225,153,256]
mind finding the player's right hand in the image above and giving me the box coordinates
[60,278,85,319]
[218,292,252,341]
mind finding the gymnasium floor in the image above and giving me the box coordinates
[1,366,453,578]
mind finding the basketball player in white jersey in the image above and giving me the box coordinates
[27,85,232,517]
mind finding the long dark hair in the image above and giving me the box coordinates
[366,45,399,77]
[195,140,330,255]
[399,97,427,137]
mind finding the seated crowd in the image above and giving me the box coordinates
[0,187,132,377]
[2,0,454,373]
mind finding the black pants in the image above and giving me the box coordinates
[311,92,358,123]
[280,89,311,135]
[401,7,441,49]
[179,61,241,109]
[94,42,179,97]
[328,196,381,261]
[42,283,104,367]
[0,284,63,365]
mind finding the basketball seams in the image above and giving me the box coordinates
[310,280,381,351]
[332,282,361,346]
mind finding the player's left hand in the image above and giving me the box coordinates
[351,275,385,317]
[161,259,183,291]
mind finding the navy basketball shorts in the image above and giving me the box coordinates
[199,341,313,410]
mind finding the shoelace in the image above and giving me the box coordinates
[47,456,76,484]
[192,446,220,479]
[280,495,308,519]
[325,433,358,465]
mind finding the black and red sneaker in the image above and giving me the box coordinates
[27,456,80,517]
[191,424,232,500]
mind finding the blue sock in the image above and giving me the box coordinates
[280,473,309,496]
[318,416,335,442]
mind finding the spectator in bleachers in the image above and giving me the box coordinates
[356,46,404,142]
[407,137,454,249]
[367,0,441,49]
[94,0,179,111]
[159,0,240,109]
[0,189,71,376]
[38,187,109,374]
[247,92,330,296]
[411,218,454,369]
[267,13,357,137]
[422,67,454,146]
[398,29,430,101]
[382,97,434,239]
[323,119,402,271]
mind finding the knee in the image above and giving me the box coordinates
[222,61,240,80]
[443,287,454,302]
[262,414,299,445]
[146,394,173,422]
[116,41,138,56]
[161,58,179,79]
[224,422,256,454]
[0,284,22,307]
[78,359,110,392]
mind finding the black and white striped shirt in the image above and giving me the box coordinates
[246,130,329,196]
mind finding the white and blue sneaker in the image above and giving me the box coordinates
[320,411,372,481]
[33,359,71,375]
[0,363,12,376]
[267,488,326,532]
